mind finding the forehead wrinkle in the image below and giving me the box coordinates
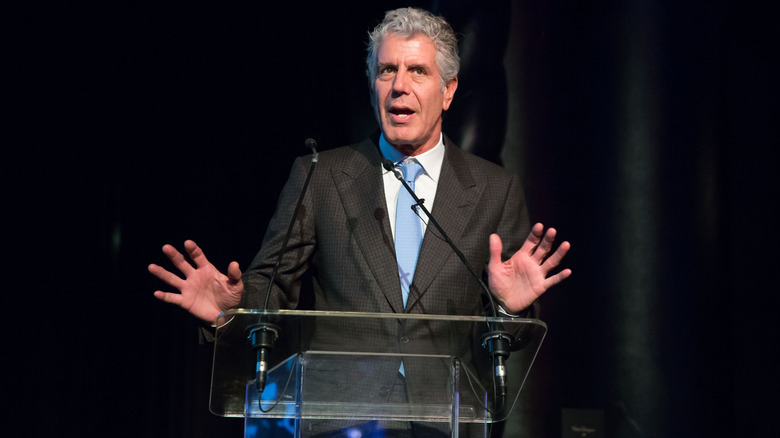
[378,35,433,62]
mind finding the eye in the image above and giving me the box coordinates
[412,67,425,75]
[379,66,396,75]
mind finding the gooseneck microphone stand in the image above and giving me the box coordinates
[382,158,514,409]
[247,138,319,396]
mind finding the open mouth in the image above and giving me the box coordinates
[389,106,415,121]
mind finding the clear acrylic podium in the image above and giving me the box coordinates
[210,310,546,437]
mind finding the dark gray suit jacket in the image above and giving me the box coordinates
[240,134,535,410]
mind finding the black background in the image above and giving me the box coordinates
[4,1,777,436]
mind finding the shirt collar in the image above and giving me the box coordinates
[379,133,445,183]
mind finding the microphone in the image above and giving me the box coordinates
[305,138,319,162]
[247,138,320,395]
[382,157,513,404]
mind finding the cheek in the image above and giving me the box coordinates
[424,93,446,114]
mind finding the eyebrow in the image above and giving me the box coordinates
[377,62,430,71]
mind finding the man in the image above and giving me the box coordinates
[150,6,570,436]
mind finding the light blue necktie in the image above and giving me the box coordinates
[395,160,424,308]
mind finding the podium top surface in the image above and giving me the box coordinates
[218,308,547,326]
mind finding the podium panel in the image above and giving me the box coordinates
[209,310,546,437]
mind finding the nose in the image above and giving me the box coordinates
[392,70,410,95]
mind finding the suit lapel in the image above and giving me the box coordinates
[332,138,406,313]
[407,139,482,312]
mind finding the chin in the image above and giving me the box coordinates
[383,127,417,144]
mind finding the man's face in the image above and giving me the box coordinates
[371,33,458,156]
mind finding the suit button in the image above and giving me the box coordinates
[379,386,390,396]
[400,336,410,344]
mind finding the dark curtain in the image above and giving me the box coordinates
[6,1,776,437]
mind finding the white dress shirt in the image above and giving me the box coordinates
[379,133,445,239]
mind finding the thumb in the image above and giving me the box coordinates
[489,233,503,265]
[227,261,243,285]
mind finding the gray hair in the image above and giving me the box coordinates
[366,7,460,91]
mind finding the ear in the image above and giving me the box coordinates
[441,77,458,111]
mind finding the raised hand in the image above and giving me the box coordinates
[488,223,571,314]
[148,240,243,325]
